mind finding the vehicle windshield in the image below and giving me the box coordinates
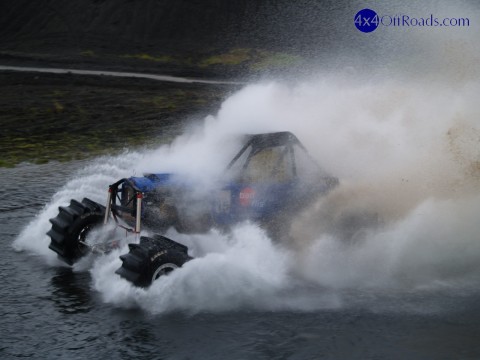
[225,132,331,185]
[228,145,294,183]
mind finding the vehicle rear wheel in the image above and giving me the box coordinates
[116,235,191,287]
[152,262,179,281]
[149,252,188,283]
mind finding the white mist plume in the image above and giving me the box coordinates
[13,0,480,314]
[14,73,480,312]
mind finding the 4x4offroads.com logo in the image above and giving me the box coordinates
[354,8,470,33]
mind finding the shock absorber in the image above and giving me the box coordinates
[104,186,113,225]
[135,192,143,233]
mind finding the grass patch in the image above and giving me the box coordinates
[141,95,178,110]
[139,89,203,111]
[52,100,64,113]
[250,51,302,70]
[198,48,302,71]
[0,72,228,167]
[120,53,174,63]
[80,50,96,57]
[199,48,251,67]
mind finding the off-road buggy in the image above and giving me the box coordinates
[47,132,338,287]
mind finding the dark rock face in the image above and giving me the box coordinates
[0,0,346,55]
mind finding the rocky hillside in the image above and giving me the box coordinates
[0,0,351,55]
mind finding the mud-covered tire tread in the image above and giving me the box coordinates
[118,252,145,272]
[49,216,71,232]
[69,199,86,214]
[47,198,105,265]
[115,235,191,287]
[47,228,64,245]
[58,205,79,219]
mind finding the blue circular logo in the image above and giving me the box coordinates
[354,8,379,33]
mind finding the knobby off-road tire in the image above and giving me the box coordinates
[47,198,105,265]
[115,235,191,287]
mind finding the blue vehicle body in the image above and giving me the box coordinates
[109,132,338,235]
[127,174,300,225]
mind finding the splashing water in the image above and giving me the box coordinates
[13,73,480,313]
[13,152,145,264]
[13,1,480,314]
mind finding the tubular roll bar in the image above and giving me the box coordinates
[103,178,143,233]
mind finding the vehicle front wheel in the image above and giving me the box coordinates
[47,198,105,265]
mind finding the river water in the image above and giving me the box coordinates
[3,3,480,350]
[2,148,480,359]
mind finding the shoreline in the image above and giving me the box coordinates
[0,65,244,86]
[0,68,239,168]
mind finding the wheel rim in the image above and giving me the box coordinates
[78,225,91,241]
[76,224,93,253]
[152,263,178,283]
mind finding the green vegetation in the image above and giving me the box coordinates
[0,46,302,168]
[250,50,302,70]
[117,48,302,71]
[0,72,227,167]
[120,53,174,63]
[199,48,251,67]
[138,89,208,111]
[198,48,302,70]
[80,50,96,57]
